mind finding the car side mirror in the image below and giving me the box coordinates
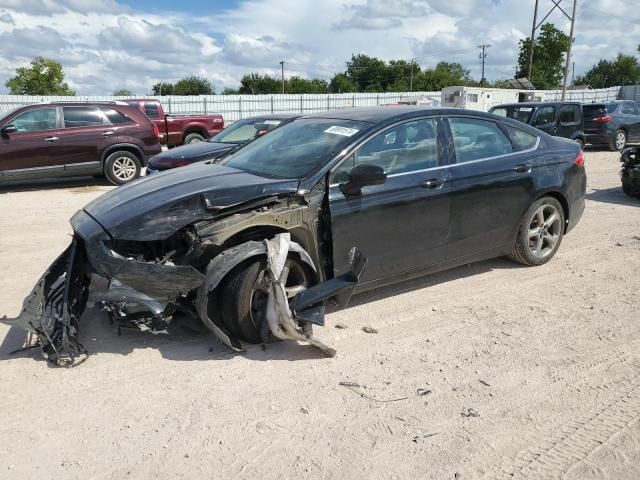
[339,163,387,197]
[1,124,17,135]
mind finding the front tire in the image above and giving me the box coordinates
[104,151,141,185]
[610,129,627,151]
[184,133,205,144]
[219,255,312,344]
[509,197,565,266]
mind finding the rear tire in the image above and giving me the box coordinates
[104,151,141,185]
[609,129,627,151]
[184,133,205,144]
[509,196,565,266]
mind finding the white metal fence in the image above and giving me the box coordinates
[0,92,440,122]
[0,86,626,121]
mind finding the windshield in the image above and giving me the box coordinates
[209,117,286,144]
[490,106,534,123]
[217,118,370,178]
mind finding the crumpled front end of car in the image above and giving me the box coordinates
[2,207,366,367]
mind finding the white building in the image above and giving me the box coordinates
[441,86,545,111]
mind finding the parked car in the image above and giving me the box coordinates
[582,101,640,151]
[489,102,586,148]
[7,107,586,364]
[147,114,299,173]
[0,102,161,185]
[125,99,224,147]
[620,147,640,197]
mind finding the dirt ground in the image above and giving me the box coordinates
[0,151,639,480]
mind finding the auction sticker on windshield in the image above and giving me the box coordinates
[324,126,360,137]
[264,120,282,125]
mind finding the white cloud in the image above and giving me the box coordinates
[0,0,637,94]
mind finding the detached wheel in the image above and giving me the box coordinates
[220,256,312,343]
[510,197,565,266]
[610,129,627,151]
[104,151,141,185]
[622,174,640,197]
[184,133,205,144]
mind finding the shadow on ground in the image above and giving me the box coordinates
[0,256,520,367]
[586,187,640,207]
[0,176,113,194]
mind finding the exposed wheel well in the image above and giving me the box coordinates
[536,191,569,232]
[221,226,310,251]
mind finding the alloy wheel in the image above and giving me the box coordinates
[527,204,562,259]
[112,157,137,181]
[616,131,626,150]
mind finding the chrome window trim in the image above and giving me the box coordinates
[449,136,541,167]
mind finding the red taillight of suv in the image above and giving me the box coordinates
[575,149,585,167]
[592,115,612,123]
[152,125,159,138]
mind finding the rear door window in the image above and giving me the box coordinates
[559,105,581,125]
[606,103,620,114]
[10,107,57,132]
[503,125,538,151]
[622,102,639,115]
[63,107,107,128]
[101,108,132,125]
[449,117,513,162]
[534,106,556,126]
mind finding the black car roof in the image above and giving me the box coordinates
[301,106,499,124]
[490,102,580,109]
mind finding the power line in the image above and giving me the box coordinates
[582,4,640,22]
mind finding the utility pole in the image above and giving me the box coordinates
[409,59,414,92]
[528,0,539,82]
[478,44,491,86]
[279,61,285,94]
[561,0,578,100]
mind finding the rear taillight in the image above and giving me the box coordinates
[152,125,159,138]
[575,150,585,167]
[592,115,612,123]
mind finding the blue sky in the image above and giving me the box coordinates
[0,0,637,94]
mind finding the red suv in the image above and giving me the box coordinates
[0,102,162,185]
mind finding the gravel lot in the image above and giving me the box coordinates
[1,150,639,480]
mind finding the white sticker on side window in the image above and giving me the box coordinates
[263,120,281,125]
[324,126,359,137]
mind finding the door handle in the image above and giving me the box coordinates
[44,136,59,142]
[513,163,532,173]
[420,178,446,188]
[102,131,115,136]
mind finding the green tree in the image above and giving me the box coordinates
[172,75,214,95]
[152,82,175,95]
[329,73,357,93]
[516,23,570,89]
[112,89,134,96]
[5,56,75,95]
[413,62,474,91]
[237,73,281,94]
[345,54,389,91]
[576,54,640,88]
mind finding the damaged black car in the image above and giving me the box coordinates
[3,107,586,366]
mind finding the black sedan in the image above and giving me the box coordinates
[146,113,299,173]
[6,107,586,365]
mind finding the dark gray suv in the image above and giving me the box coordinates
[583,101,640,151]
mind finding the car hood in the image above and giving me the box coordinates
[82,162,300,241]
[149,142,236,165]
